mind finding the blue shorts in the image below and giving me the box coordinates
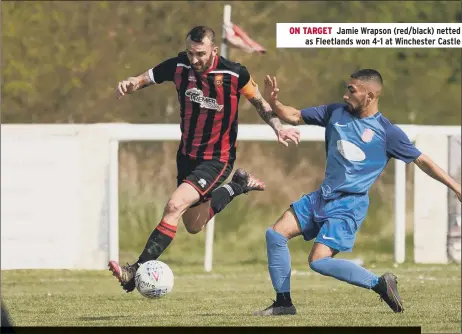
[291,189,369,252]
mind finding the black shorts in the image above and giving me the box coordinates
[176,152,234,207]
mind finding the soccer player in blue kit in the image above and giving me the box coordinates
[253,69,462,316]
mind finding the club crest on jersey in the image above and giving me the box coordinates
[185,88,224,112]
[361,128,375,143]
[214,74,223,87]
[188,75,196,82]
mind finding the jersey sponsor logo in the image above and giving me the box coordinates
[336,140,366,162]
[361,128,375,143]
[185,88,224,112]
[188,75,196,82]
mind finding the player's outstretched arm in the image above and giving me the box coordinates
[116,70,154,99]
[247,88,283,132]
[263,75,303,126]
[414,153,461,202]
[247,89,300,146]
[238,71,300,147]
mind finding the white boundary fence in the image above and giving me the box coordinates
[1,124,459,270]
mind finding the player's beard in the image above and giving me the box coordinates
[348,96,367,116]
[346,102,360,115]
[193,54,214,73]
[204,54,216,72]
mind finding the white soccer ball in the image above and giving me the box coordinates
[135,260,174,299]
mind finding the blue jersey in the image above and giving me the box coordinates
[301,103,422,200]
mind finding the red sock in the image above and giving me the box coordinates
[156,220,177,238]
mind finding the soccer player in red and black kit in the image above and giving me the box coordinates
[108,26,301,292]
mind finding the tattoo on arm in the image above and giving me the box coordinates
[133,71,154,91]
[248,90,283,132]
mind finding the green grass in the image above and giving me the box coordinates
[2,263,460,331]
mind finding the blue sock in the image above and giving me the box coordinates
[266,228,292,295]
[310,257,379,289]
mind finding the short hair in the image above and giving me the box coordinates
[186,26,216,45]
[350,69,383,85]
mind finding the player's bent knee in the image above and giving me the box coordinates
[308,254,322,265]
[309,258,325,273]
[308,250,330,264]
[308,255,324,266]
[270,209,301,240]
[165,199,189,215]
[308,243,339,264]
[266,227,288,246]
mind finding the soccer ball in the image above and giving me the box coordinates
[135,260,174,298]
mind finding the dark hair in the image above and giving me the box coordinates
[350,69,383,85]
[186,26,216,45]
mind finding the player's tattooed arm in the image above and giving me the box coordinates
[247,87,301,147]
[240,73,300,146]
[248,89,284,133]
[116,71,154,98]
[128,71,155,90]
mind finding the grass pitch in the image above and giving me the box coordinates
[1,262,460,331]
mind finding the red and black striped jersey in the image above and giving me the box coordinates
[148,52,258,163]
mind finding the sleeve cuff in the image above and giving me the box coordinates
[148,68,156,84]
